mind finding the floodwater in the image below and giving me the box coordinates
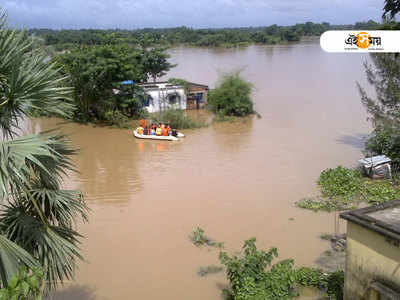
[33,41,372,299]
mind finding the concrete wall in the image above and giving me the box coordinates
[144,87,186,113]
[344,221,400,299]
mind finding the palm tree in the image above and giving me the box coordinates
[0,10,88,290]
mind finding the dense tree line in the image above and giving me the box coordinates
[28,20,380,49]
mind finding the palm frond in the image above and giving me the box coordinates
[0,12,74,138]
[0,204,85,290]
[0,133,77,200]
[0,234,38,286]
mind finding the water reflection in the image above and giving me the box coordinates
[29,118,143,205]
[45,285,97,300]
[336,133,369,150]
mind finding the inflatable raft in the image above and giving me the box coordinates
[133,130,184,141]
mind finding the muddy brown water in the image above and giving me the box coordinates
[29,41,372,299]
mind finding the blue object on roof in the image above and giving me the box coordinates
[120,80,135,85]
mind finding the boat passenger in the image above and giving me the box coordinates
[140,118,146,128]
[156,126,162,136]
[151,128,156,135]
[162,126,168,136]
[137,126,144,135]
[166,124,171,135]
[143,126,149,135]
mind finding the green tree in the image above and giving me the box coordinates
[208,71,254,117]
[55,44,148,121]
[143,47,176,82]
[0,10,88,290]
[383,0,400,18]
[357,54,400,166]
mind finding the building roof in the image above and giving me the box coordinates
[340,200,400,242]
[187,82,209,89]
[137,81,209,91]
[138,82,184,91]
[358,155,391,168]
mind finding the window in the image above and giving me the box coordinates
[141,95,152,107]
[168,94,178,104]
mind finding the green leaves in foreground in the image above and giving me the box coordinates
[296,166,400,212]
[0,133,88,289]
[0,267,44,300]
[0,13,73,137]
[218,238,344,300]
[0,10,87,292]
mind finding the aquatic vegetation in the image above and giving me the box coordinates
[189,227,224,249]
[296,166,400,212]
[197,265,224,277]
[189,227,210,246]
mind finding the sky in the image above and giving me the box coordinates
[3,0,384,29]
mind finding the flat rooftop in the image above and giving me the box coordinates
[340,200,400,242]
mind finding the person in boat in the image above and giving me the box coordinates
[151,126,156,135]
[143,126,149,135]
[156,124,162,136]
[140,118,146,128]
[162,125,168,136]
[165,124,171,136]
[137,125,144,135]
[172,128,178,137]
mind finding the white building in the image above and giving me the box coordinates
[139,82,187,113]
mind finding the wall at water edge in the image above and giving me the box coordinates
[344,221,400,299]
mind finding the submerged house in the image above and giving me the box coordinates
[138,81,208,113]
[340,200,400,299]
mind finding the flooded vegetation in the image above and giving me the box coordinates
[23,41,375,299]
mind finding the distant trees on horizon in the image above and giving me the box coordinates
[28,20,381,49]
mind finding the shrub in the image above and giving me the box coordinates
[0,267,44,299]
[104,110,131,128]
[365,125,400,167]
[208,72,254,117]
[152,109,206,129]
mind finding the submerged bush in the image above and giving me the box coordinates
[296,166,400,212]
[189,227,224,248]
[208,71,254,117]
[104,110,131,128]
[152,109,206,129]
[218,238,344,300]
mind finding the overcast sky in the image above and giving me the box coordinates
[3,0,384,29]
